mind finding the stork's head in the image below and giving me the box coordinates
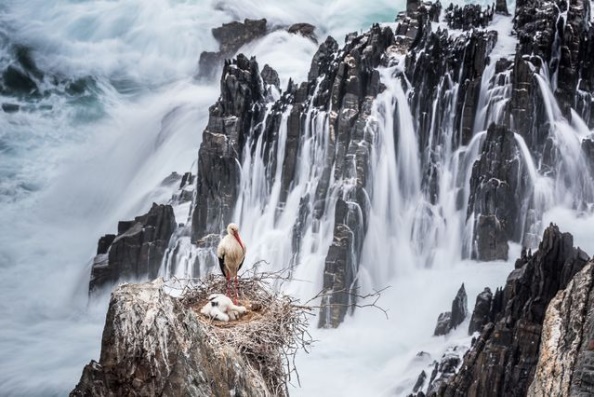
[227,223,245,249]
[227,223,240,235]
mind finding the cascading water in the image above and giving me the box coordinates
[230,80,345,298]
[361,62,425,282]
[535,71,593,206]
[0,1,592,397]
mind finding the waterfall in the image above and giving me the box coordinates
[531,71,593,209]
[1,0,591,395]
[361,59,488,286]
[161,11,592,296]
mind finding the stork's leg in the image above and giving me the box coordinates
[234,276,239,305]
[225,275,231,298]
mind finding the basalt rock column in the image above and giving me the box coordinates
[437,225,591,397]
[467,123,529,261]
[191,54,264,242]
[89,203,176,294]
[317,25,395,328]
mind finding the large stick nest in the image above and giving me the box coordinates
[176,270,313,396]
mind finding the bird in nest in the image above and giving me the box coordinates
[216,223,246,304]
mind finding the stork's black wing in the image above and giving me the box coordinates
[218,254,227,277]
[237,258,245,272]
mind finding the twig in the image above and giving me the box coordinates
[301,285,390,319]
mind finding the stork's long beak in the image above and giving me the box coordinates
[234,232,245,250]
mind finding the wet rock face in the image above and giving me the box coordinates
[214,18,267,55]
[185,0,593,331]
[405,23,497,148]
[195,23,396,330]
[433,284,468,336]
[318,222,355,328]
[433,312,452,336]
[427,351,463,395]
[316,24,395,328]
[513,0,594,130]
[436,225,591,397]
[468,287,493,334]
[71,280,271,397]
[495,0,509,15]
[89,203,176,294]
[527,261,594,397]
[444,3,493,30]
[450,284,468,330]
[515,0,557,61]
[191,54,263,242]
[473,214,509,261]
[467,123,528,261]
[197,18,267,80]
[288,23,317,43]
[403,10,498,204]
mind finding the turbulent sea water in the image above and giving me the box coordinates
[0,0,591,396]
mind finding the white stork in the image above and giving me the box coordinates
[216,223,246,303]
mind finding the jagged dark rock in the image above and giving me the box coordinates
[582,138,594,178]
[318,221,355,328]
[468,287,493,334]
[554,0,593,123]
[197,51,222,81]
[435,224,591,397]
[179,171,194,189]
[527,260,594,396]
[424,347,467,396]
[306,35,338,109]
[433,284,468,336]
[288,22,317,43]
[96,234,116,255]
[474,214,509,261]
[214,19,267,55]
[444,3,493,30]
[261,63,280,89]
[194,22,397,328]
[512,0,593,134]
[197,18,268,80]
[495,0,509,15]
[413,370,427,393]
[72,280,275,397]
[191,54,264,241]
[450,283,468,330]
[316,24,395,328]
[89,203,176,293]
[395,0,438,52]
[434,312,452,336]
[404,9,498,205]
[167,172,195,206]
[183,0,593,333]
[467,123,529,260]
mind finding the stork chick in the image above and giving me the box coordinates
[216,223,246,303]
[200,294,247,322]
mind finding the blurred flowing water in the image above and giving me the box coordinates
[0,0,590,396]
